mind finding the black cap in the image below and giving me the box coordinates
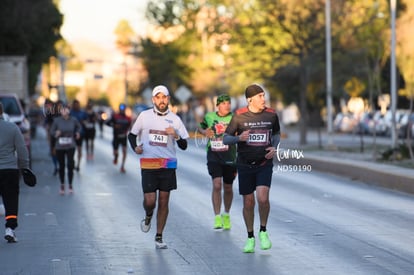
[245,84,264,98]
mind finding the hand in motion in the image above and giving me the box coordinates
[135,144,143,155]
[238,130,250,142]
[265,146,277,159]
[204,128,214,139]
[165,126,178,139]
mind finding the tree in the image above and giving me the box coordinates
[181,2,234,95]
[139,0,412,148]
[0,0,63,96]
[114,19,137,104]
[396,1,414,160]
[114,20,136,55]
[228,0,329,144]
[140,37,192,94]
[396,1,414,105]
[226,0,395,144]
[142,0,194,93]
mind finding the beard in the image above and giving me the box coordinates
[154,102,169,114]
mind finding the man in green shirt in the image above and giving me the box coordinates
[199,94,237,230]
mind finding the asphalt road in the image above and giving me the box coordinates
[0,126,413,275]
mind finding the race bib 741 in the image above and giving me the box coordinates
[149,129,168,147]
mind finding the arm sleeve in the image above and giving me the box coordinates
[127,132,137,151]
[223,134,239,145]
[272,133,280,147]
[272,114,281,147]
[15,127,30,169]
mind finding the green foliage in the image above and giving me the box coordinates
[55,39,76,60]
[344,77,366,98]
[224,1,289,95]
[114,20,136,54]
[91,95,110,107]
[65,86,80,103]
[140,0,410,125]
[381,143,413,161]
[0,0,63,96]
[143,0,202,93]
[146,0,188,28]
[140,37,192,92]
[66,60,84,71]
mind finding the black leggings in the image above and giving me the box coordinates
[0,169,19,229]
[56,148,75,185]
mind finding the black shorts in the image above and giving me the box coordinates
[237,161,273,195]
[141,168,177,193]
[207,162,237,184]
[112,137,127,150]
[84,129,96,140]
[75,136,83,147]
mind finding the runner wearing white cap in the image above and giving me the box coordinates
[128,85,190,249]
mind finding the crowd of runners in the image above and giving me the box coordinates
[3,83,281,253]
[42,99,132,194]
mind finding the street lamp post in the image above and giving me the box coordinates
[57,54,67,103]
[124,57,128,104]
[325,0,334,147]
[390,0,397,149]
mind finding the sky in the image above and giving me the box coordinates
[59,0,149,50]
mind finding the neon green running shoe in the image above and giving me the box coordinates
[213,215,223,229]
[243,237,255,253]
[222,213,231,230]
[259,231,272,250]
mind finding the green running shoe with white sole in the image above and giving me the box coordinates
[213,215,223,229]
[259,231,272,250]
[243,237,255,253]
[222,213,231,230]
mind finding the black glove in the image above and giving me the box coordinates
[21,168,37,187]
[176,137,187,150]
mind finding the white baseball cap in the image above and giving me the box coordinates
[152,85,169,97]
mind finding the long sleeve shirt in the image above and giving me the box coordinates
[50,116,81,150]
[0,116,30,170]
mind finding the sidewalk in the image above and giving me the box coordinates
[280,128,414,195]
